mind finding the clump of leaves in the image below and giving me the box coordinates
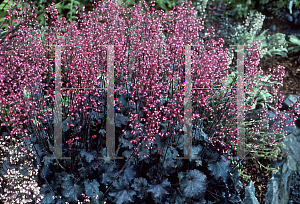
[228,0,256,19]
[147,179,171,203]
[221,70,281,111]
[131,177,148,200]
[208,155,230,182]
[227,10,288,62]
[109,178,137,204]
[287,34,300,53]
[178,169,207,199]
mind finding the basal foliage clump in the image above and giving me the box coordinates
[0,0,297,203]
[227,10,288,61]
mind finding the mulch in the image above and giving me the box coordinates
[231,157,272,203]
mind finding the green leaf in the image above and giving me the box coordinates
[289,35,300,45]
[72,0,81,6]
[251,102,257,110]
[258,29,269,39]
[55,3,63,9]
[267,48,288,58]
[167,0,175,8]
[226,72,235,86]
[288,46,300,53]
[251,87,259,95]
[156,1,168,12]
[67,11,73,16]
[66,3,74,7]
[0,0,11,12]
[264,93,272,99]
[258,90,268,101]
[261,41,268,48]
[117,0,124,6]
[261,75,271,82]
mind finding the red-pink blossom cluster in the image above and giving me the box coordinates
[0,0,293,161]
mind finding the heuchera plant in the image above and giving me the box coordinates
[1,0,231,160]
[0,0,298,203]
[207,40,300,164]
